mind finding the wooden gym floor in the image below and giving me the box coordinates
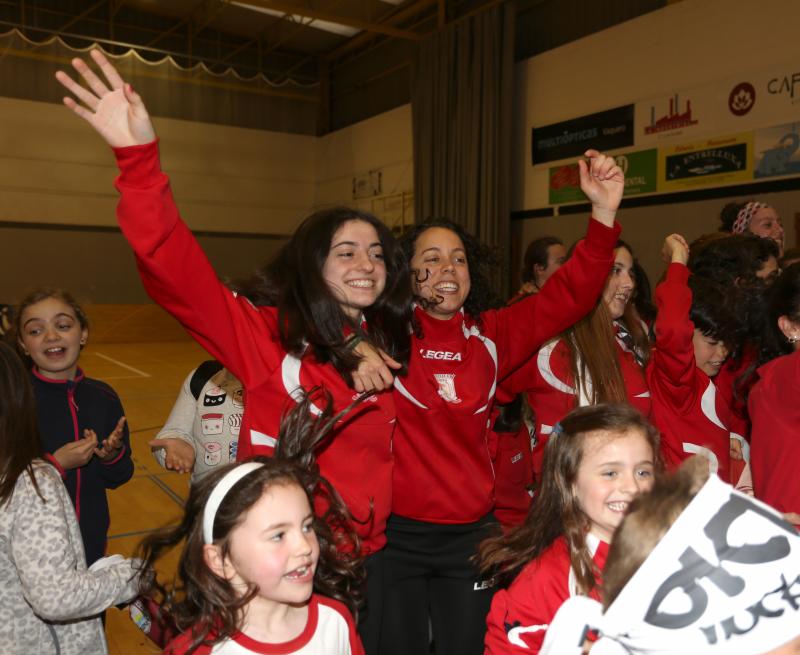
[78,337,209,654]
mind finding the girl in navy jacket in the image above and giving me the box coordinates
[16,288,132,565]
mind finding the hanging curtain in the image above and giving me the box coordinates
[411,3,515,295]
[0,29,318,135]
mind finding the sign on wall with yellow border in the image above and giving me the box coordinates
[660,133,753,192]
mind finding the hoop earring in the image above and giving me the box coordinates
[789,335,800,344]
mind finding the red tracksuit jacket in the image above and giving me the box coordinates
[484,535,608,654]
[749,350,800,521]
[114,142,394,553]
[647,263,737,483]
[499,326,651,481]
[391,218,620,523]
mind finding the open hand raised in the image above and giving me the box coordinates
[55,49,155,147]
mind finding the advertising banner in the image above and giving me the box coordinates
[753,122,800,179]
[532,104,634,165]
[660,133,752,192]
[548,148,657,205]
[635,60,800,148]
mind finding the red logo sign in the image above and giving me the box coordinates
[645,95,698,135]
[729,82,756,116]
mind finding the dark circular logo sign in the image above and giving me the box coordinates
[729,82,756,116]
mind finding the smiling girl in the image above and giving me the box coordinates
[500,240,652,481]
[377,150,623,655]
[479,403,659,655]
[15,287,133,565]
[141,393,366,655]
[55,50,412,650]
[720,200,785,257]
[647,234,744,485]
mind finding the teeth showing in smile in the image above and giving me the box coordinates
[613,293,629,302]
[285,565,311,579]
[434,283,458,292]
[346,279,374,289]
[45,347,65,354]
[607,501,629,512]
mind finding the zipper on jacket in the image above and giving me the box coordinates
[67,383,82,521]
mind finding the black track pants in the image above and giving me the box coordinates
[358,550,386,655]
[379,513,497,655]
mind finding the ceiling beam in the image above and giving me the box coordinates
[260,0,349,56]
[235,0,423,40]
[145,0,224,47]
[58,0,109,33]
[325,0,436,60]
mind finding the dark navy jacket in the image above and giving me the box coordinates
[31,367,133,565]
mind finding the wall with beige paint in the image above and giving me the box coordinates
[512,0,800,280]
[315,103,414,232]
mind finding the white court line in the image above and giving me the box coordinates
[92,352,151,378]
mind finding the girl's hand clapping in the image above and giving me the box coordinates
[93,416,126,461]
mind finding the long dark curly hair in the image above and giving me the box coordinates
[136,389,366,654]
[400,218,503,326]
[233,207,413,382]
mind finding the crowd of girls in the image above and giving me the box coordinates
[1,47,797,654]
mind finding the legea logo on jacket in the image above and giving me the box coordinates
[420,349,462,361]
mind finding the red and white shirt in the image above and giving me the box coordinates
[647,263,739,483]
[500,327,650,481]
[114,142,393,553]
[391,219,621,523]
[164,595,363,655]
[484,535,608,654]
[749,350,800,521]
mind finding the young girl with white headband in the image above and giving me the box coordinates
[137,392,365,655]
[720,199,785,257]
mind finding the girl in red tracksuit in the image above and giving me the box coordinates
[647,234,745,485]
[56,50,412,654]
[748,262,800,525]
[379,150,624,655]
[500,240,651,481]
[687,231,781,441]
[478,403,659,655]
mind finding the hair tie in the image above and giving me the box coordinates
[203,462,264,544]
[550,422,564,439]
[731,201,767,234]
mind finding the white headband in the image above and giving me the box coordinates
[731,201,767,234]
[542,475,800,654]
[202,462,265,545]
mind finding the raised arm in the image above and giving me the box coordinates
[491,151,623,377]
[55,51,282,385]
[648,234,699,412]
